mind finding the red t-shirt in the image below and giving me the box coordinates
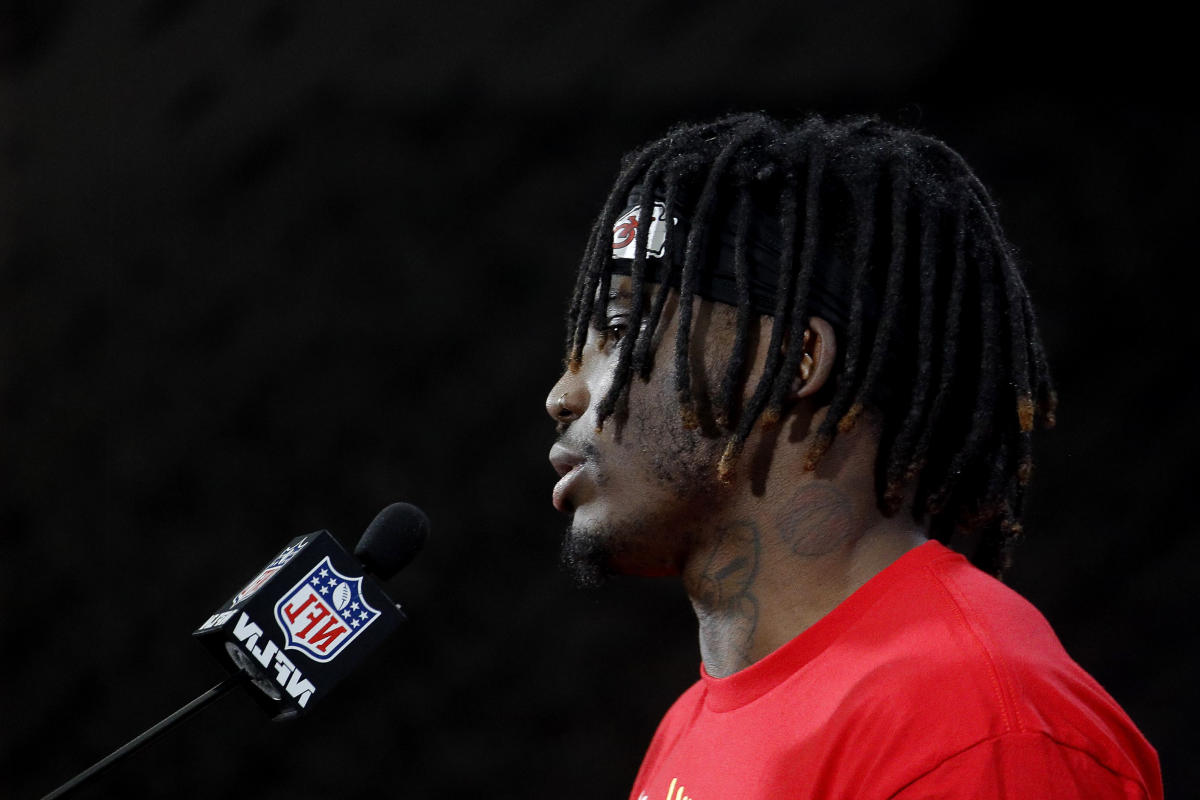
[630,541,1162,800]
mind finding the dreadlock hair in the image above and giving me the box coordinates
[563,112,1056,577]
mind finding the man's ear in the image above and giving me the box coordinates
[792,316,837,399]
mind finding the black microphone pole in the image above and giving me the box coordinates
[41,675,244,800]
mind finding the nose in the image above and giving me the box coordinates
[546,368,590,424]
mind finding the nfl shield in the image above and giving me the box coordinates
[234,566,280,605]
[273,556,380,662]
[234,537,309,605]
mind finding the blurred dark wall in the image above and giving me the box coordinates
[2,2,1195,798]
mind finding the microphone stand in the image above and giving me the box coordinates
[41,675,244,799]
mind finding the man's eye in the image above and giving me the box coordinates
[599,316,630,348]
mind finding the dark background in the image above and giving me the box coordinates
[1,2,1195,798]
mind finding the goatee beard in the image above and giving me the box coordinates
[559,523,615,589]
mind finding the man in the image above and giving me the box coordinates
[545,113,1161,799]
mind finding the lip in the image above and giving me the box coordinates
[549,443,585,513]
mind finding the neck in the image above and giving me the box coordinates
[681,423,927,678]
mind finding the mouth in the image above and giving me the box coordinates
[549,442,586,513]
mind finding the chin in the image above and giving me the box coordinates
[561,508,682,585]
[560,519,616,588]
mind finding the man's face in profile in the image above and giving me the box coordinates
[546,276,757,585]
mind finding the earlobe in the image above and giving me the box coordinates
[793,317,836,399]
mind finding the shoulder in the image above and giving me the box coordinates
[887,731,1158,800]
[838,546,1161,798]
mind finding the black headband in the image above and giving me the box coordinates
[607,189,877,336]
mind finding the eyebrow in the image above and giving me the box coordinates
[608,287,634,302]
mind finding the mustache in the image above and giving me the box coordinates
[554,431,602,464]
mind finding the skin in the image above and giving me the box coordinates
[545,277,929,678]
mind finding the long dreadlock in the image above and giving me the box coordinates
[563,112,1056,577]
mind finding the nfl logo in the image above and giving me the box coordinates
[234,538,309,605]
[234,566,280,605]
[273,556,380,663]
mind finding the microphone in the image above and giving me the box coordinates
[355,502,431,580]
[41,504,429,799]
[193,502,431,720]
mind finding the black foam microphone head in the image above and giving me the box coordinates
[354,502,430,580]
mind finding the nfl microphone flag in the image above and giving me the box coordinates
[41,505,426,799]
[193,530,406,720]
